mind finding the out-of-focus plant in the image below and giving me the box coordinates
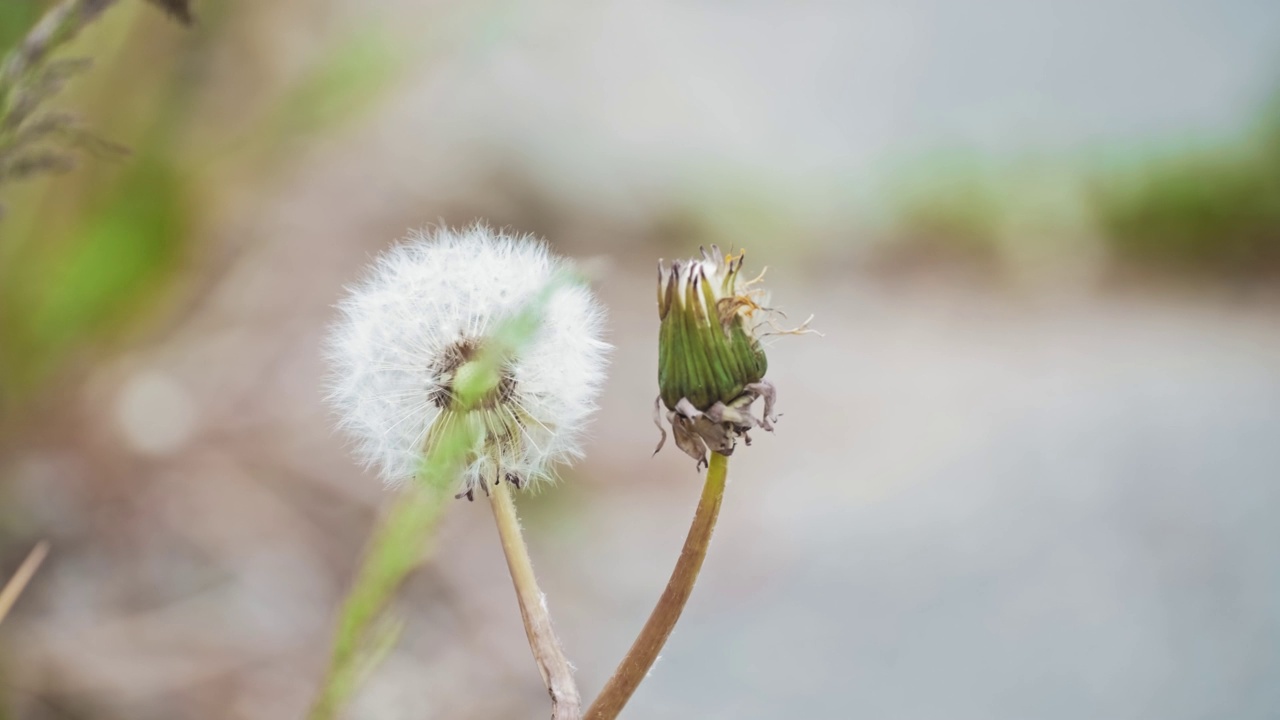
[884,153,1006,271]
[0,1,402,421]
[0,0,196,412]
[0,2,403,705]
[0,4,43,52]
[1092,101,1280,278]
[878,97,1280,283]
[0,0,192,216]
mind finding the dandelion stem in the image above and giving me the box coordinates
[488,478,582,720]
[585,451,729,720]
[0,540,49,626]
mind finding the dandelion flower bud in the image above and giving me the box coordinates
[654,246,809,468]
[325,225,609,496]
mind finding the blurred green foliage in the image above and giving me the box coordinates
[1093,104,1280,277]
[882,98,1280,281]
[0,3,402,419]
[0,3,194,410]
[886,152,1006,270]
[8,153,189,387]
[0,2,42,52]
[265,28,401,146]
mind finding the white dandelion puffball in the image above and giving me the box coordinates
[325,225,609,492]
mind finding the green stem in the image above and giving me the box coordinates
[584,451,729,720]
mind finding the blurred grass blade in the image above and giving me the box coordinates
[0,541,49,626]
[257,27,402,153]
[0,153,188,400]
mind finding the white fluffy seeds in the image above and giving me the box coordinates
[324,225,609,491]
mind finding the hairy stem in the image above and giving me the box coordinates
[585,451,729,720]
[488,478,582,720]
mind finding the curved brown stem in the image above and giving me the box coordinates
[585,451,729,720]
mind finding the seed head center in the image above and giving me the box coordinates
[430,338,516,410]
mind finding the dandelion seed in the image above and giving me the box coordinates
[325,224,609,494]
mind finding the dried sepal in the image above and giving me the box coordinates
[653,381,778,467]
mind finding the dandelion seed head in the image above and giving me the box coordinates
[325,224,609,491]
